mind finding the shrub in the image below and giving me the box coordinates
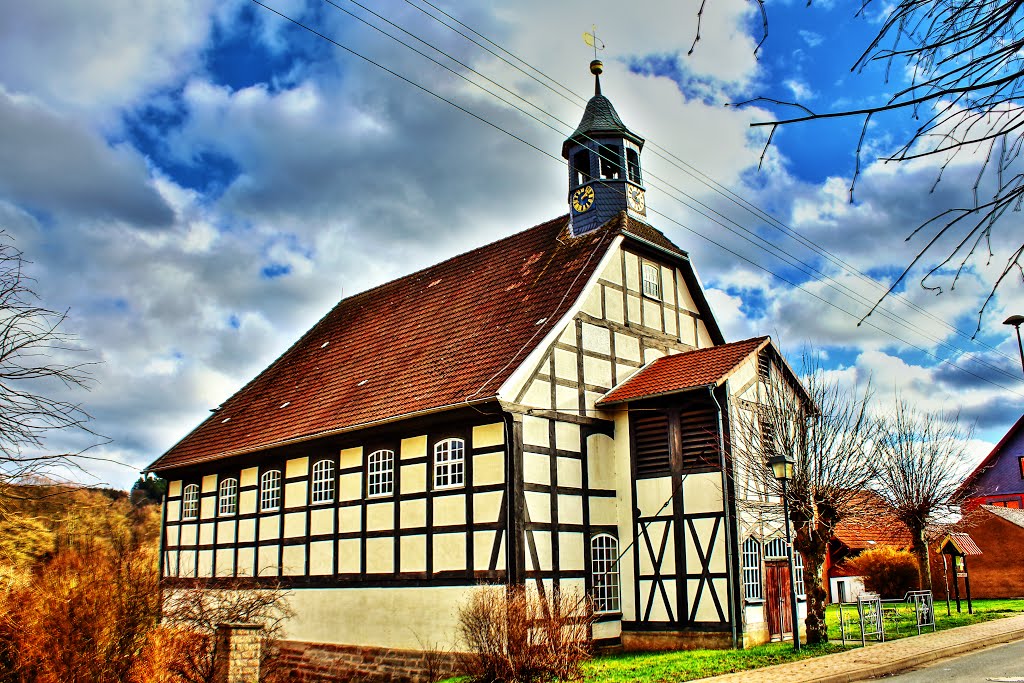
[844,546,920,598]
[457,585,593,683]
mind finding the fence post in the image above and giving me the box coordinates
[213,623,264,683]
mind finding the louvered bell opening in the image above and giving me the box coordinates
[678,402,721,473]
[632,411,671,478]
[758,352,772,381]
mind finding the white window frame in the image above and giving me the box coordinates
[764,537,788,559]
[742,536,762,601]
[311,459,335,504]
[591,533,621,614]
[367,450,394,497]
[260,470,282,511]
[218,478,238,516]
[182,484,199,520]
[433,438,465,490]
[794,549,806,597]
[641,262,661,299]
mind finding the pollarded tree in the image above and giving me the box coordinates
[733,355,878,644]
[873,399,972,590]
[0,233,98,509]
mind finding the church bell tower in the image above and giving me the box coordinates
[562,60,646,236]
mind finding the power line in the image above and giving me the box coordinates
[317,0,1024,385]
[247,0,1024,398]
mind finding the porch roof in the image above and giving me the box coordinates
[596,336,771,406]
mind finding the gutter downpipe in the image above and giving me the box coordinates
[709,384,739,649]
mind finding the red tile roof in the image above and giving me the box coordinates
[833,491,913,551]
[150,213,707,472]
[938,532,982,556]
[596,337,771,406]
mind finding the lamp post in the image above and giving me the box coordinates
[1004,315,1024,376]
[769,452,801,652]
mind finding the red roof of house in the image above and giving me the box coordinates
[596,337,771,406]
[149,213,718,472]
[832,491,913,551]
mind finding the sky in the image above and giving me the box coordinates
[0,0,1022,490]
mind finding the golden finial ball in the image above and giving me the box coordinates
[590,60,603,76]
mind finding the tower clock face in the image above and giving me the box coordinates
[626,185,646,213]
[572,185,595,213]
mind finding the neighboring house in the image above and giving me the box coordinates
[148,63,811,679]
[823,491,912,603]
[951,414,1024,510]
[929,505,1024,600]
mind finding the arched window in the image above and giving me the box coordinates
[218,478,238,516]
[182,484,199,520]
[434,438,465,489]
[641,262,660,299]
[591,534,620,613]
[742,536,762,600]
[626,148,641,183]
[764,537,788,559]
[367,450,394,497]
[260,470,282,511]
[311,459,335,504]
[794,550,806,597]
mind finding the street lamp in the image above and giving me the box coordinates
[1004,315,1024,376]
[768,452,801,652]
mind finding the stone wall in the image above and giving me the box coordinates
[274,641,462,683]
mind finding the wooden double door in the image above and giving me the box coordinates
[765,560,793,640]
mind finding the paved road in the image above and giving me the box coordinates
[880,639,1024,682]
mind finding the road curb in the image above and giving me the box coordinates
[809,626,1024,683]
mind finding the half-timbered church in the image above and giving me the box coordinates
[149,60,810,674]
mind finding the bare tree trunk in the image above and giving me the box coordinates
[793,520,830,644]
[910,524,932,591]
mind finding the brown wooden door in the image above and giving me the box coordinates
[765,560,793,640]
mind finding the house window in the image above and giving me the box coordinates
[311,459,335,504]
[218,478,238,516]
[598,144,621,179]
[641,262,660,299]
[572,149,591,186]
[742,537,762,601]
[626,148,641,183]
[434,438,465,489]
[367,450,394,497]
[182,484,199,520]
[591,534,621,613]
[260,470,281,511]
[1019,456,1024,479]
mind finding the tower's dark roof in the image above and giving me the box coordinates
[562,94,644,158]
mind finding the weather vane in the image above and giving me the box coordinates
[583,25,605,60]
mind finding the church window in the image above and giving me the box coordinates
[641,262,660,299]
[591,534,621,613]
[311,459,335,504]
[572,149,591,186]
[794,550,806,597]
[626,148,641,183]
[218,478,238,516]
[434,438,465,489]
[742,537,762,600]
[182,484,199,520]
[367,450,394,497]
[764,537,787,559]
[261,470,281,511]
[598,144,621,179]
